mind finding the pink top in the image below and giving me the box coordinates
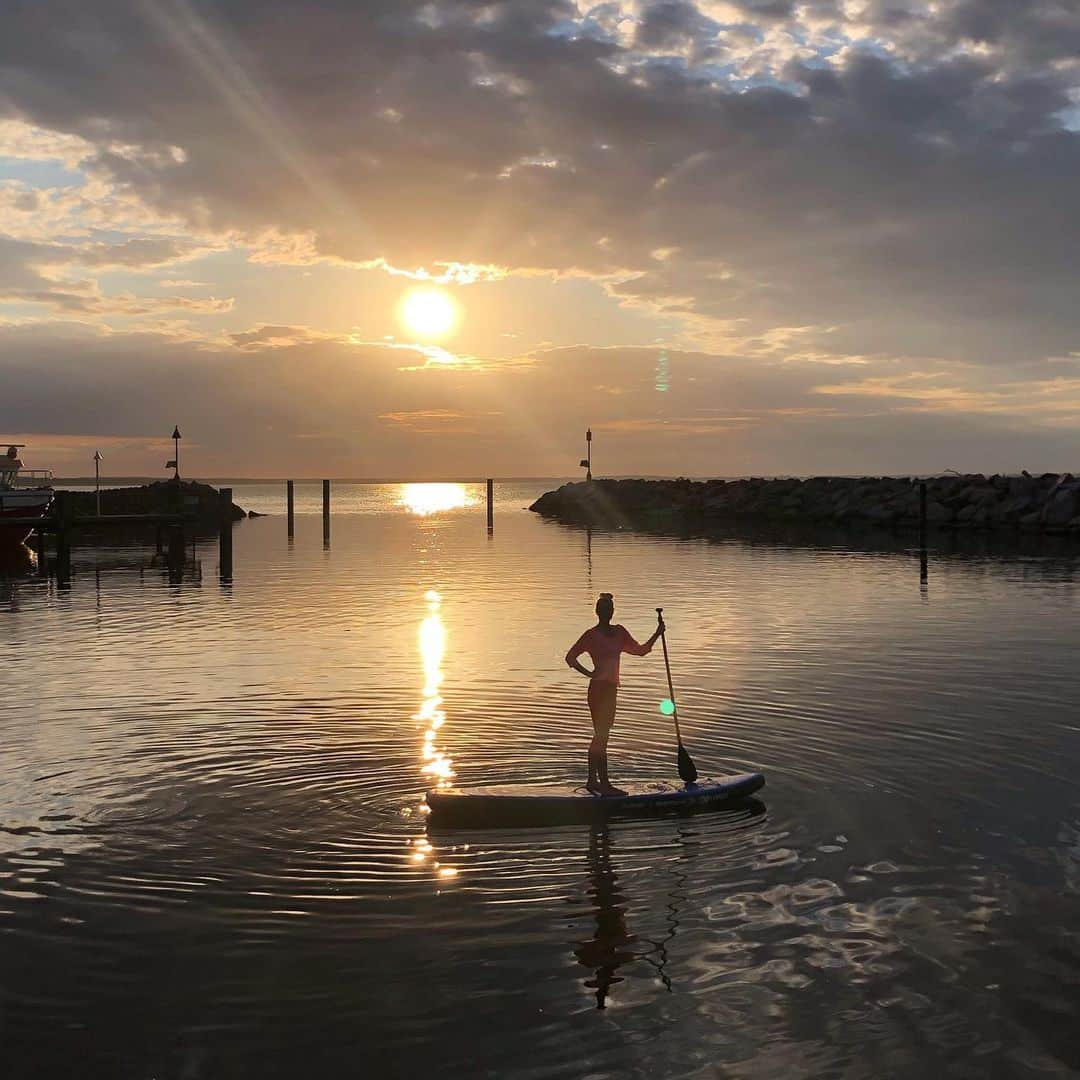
[566,624,652,685]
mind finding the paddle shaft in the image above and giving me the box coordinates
[656,607,683,743]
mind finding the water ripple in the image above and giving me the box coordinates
[3,488,1080,1075]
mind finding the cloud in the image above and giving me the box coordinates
[0,1,1078,473]
[595,415,751,433]
[73,236,215,270]
[379,409,481,433]
[3,319,1080,475]
[0,0,1071,369]
[0,117,93,166]
[0,233,231,317]
[227,324,340,351]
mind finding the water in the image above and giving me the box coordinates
[3,481,1080,1077]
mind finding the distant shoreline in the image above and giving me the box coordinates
[50,472,1032,485]
[52,476,581,486]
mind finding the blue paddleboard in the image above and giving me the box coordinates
[426,772,765,828]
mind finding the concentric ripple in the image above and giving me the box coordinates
[3,483,1080,1077]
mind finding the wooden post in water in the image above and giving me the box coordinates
[486,478,494,533]
[167,522,185,580]
[322,479,330,548]
[219,487,233,582]
[54,490,71,586]
[37,527,49,577]
[286,479,295,538]
[918,480,928,581]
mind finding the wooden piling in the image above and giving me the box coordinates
[918,480,928,581]
[286,479,295,538]
[486,478,494,532]
[322,479,330,547]
[167,523,185,579]
[53,490,72,586]
[219,487,233,582]
[37,528,49,577]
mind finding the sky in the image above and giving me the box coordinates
[1,0,1079,479]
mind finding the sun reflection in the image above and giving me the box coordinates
[409,589,459,879]
[416,590,451,786]
[400,482,472,516]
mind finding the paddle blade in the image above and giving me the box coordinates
[677,741,698,784]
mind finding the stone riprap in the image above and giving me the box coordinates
[530,474,1080,535]
[61,480,248,522]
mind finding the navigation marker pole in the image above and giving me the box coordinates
[93,450,103,516]
[167,426,181,481]
[580,428,592,482]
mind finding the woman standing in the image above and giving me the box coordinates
[565,594,664,796]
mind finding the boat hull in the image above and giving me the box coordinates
[0,491,52,545]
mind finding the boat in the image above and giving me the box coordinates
[426,772,765,828]
[0,444,53,546]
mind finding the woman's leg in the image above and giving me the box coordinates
[587,726,609,789]
[587,682,619,792]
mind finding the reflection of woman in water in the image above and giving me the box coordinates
[574,825,635,1010]
[565,593,664,796]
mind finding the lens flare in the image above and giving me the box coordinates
[659,698,676,716]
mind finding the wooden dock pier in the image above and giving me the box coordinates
[15,486,239,585]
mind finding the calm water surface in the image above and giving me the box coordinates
[3,481,1080,1077]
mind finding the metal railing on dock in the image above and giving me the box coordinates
[10,469,54,486]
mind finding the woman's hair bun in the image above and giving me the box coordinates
[599,592,613,600]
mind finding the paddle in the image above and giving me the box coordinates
[656,607,699,785]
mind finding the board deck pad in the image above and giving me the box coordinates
[426,772,765,828]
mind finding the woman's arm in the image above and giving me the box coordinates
[621,619,664,656]
[565,634,595,679]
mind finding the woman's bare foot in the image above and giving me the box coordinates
[598,784,627,797]
[586,781,604,796]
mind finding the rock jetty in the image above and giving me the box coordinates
[530,474,1080,535]
[61,480,248,522]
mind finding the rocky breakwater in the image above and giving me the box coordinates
[530,473,1080,535]
[62,480,248,522]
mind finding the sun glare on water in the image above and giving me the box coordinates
[398,286,459,341]
[401,483,471,516]
[409,589,460,880]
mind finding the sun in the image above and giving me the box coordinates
[398,287,459,341]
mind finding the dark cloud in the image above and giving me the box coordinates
[939,0,1080,67]
[3,321,1078,476]
[634,1,721,61]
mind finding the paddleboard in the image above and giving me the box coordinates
[426,772,764,828]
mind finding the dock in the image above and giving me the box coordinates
[22,486,238,586]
